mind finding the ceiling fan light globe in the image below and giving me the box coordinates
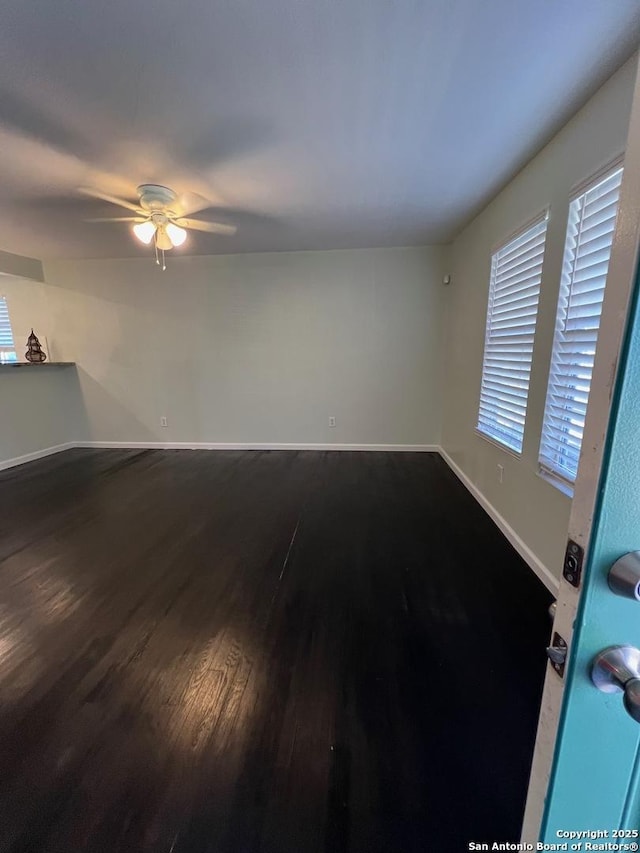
[133,220,156,244]
[166,223,187,247]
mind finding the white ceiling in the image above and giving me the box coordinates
[0,0,639,259]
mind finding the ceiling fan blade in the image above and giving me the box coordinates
[176,218,237,235]
[84,216,145,223]
[78,187,143,214]
[174,191,213,218]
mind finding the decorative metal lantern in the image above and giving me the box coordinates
[25,329,47,363]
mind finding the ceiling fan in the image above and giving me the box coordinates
[80,184,237,268]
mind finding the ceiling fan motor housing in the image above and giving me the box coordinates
[137,184,177,213]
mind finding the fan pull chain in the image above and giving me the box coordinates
[162,249,166,271]
[154,238,160,266]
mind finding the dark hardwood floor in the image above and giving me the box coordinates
[0,449,552,852]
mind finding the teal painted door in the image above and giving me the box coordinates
[541,267,640,838]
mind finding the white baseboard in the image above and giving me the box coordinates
[0,441,77,472]
[75,441,440,452]
[437,447,559,594]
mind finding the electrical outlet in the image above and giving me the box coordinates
[160,416,168,428]
[497,464,504,484]
[329,416,336,428]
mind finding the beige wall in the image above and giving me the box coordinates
[32,246,446,447]
[441,56,637,582]
[0,366,85,467]
[0,275,86,466]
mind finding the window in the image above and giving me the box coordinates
[539,164,623,491]
[477,214,548,454]
[0,297,17,363]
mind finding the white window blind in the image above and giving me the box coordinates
[477,215,548,454]
[539,165,623,489]
[0,297,17,363]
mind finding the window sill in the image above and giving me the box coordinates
[537,466,574,499]
[474,428,523,460]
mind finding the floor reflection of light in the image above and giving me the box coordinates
[0,622,41,703]
[28,569,81,625]
[152,629,262,756]
[0,561,81,703]
[0,633,17,660]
